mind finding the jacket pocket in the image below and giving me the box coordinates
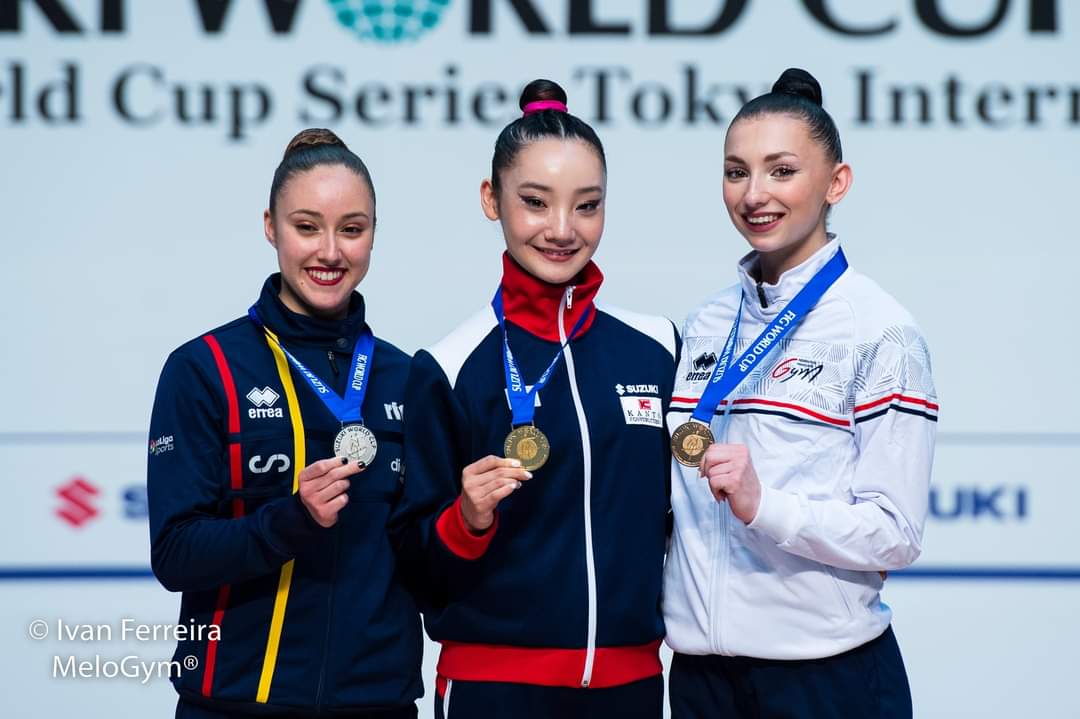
[824,564,855,620]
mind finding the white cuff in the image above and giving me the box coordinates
[747,483,802,544]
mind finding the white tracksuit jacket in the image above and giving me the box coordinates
[663,238,938,660]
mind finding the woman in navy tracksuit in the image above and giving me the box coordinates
[390,80,678,718]
[148,129,422,718]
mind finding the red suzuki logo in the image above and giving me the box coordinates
[56,477,100,528]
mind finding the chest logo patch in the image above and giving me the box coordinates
[770,357,825,384]
[247,386,284,419]
[620,396,663,428]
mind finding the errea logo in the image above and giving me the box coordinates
[247,387,284,419]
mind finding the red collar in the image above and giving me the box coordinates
[499,252,603,342]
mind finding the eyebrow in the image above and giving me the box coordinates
[289,209,370,220]
[518,182,604,194]
[724,152,798,163]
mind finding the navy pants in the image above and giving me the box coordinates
[669,626,912,719]
[435,675,663,719]
[176,698,417,719]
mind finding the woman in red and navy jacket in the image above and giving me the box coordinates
[390,80,678,718]
[148,129,422,718]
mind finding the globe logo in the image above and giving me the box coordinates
[328,0,451,44]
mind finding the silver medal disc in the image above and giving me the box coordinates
[333,424,378,466]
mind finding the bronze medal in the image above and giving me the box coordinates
[333,424,378,466]
[671,421,714,467]
[503,425,550,472]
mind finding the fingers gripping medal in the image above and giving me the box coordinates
[504,425,551,472]
[672,249,850,466]
[249,307,378,467]
[491,287,593,474]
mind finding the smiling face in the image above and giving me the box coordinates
[264,164,375,319]
[722,113,851,282]
[482,138,606,285]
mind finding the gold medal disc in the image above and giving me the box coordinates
[671,421,715,467]
[503,425,550,472]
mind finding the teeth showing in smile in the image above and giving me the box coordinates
[540,248,575,256]
[747,214,781,225]
[308,269,344,281]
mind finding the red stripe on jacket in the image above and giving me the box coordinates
[200,335,246,697]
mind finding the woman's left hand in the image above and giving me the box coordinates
[700,443,761,524]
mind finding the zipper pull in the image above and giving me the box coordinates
[566,285,575,310]
[327,350,340,377]
[756,282,768,309]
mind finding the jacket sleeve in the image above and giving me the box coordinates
[747,325,937,572]
[147,345,323,593]
[388,349,496,607]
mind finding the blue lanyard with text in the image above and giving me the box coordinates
[248,306,374,424]
[492,288,593,427]
[690,249,848,425]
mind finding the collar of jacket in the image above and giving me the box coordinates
[254,274,369,350]
[499,252,603,343]
[737,236,843,319]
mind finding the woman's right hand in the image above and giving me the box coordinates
[459,456,532,533]
[299,457,365,528]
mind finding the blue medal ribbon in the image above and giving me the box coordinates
[492,288,593,427]
[690,249,848,425]
[248,306,375,424]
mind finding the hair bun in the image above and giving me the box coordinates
[518,79,569,113]
[772,68,823,107]
[284,128,347,158]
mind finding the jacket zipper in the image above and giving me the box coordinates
[327,351,340,378]
[314,525,340,706]
[756,281,769,309]
[559,286,598,688]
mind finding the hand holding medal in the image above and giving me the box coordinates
[699,443,761,523]
[459,455,533,533]
[299,456,366,528]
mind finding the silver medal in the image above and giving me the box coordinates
[333,424,378,466]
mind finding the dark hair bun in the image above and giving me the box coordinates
[284,128,347,159]
[772,68,823,107]
[519,79,568,112]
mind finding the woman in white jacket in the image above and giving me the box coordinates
[664,68,937,718]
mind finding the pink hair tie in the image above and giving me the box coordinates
[523,100,568,116]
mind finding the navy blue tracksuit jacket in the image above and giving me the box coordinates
[148,276,422,715]
[390,255,678,695]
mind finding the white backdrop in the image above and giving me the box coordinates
[2,1,1078,717]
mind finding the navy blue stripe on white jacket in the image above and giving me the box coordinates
[148,275,422,714]
[390,254,679,690]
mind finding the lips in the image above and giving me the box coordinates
[534,246,579,263]
[743,213,783,233]
[305,267,346,286]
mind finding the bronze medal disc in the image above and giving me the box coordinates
[334,424,378,466]
[671,421,715,467]
[503,425,550,472]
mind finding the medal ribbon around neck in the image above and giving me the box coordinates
[248,306,378,464]
[248,306,375,425]
[673,249,848,466]
[491,287,593,428]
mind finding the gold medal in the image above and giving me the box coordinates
[503,425,550,472]
[333,424,378,466]
[670,421,714,467]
